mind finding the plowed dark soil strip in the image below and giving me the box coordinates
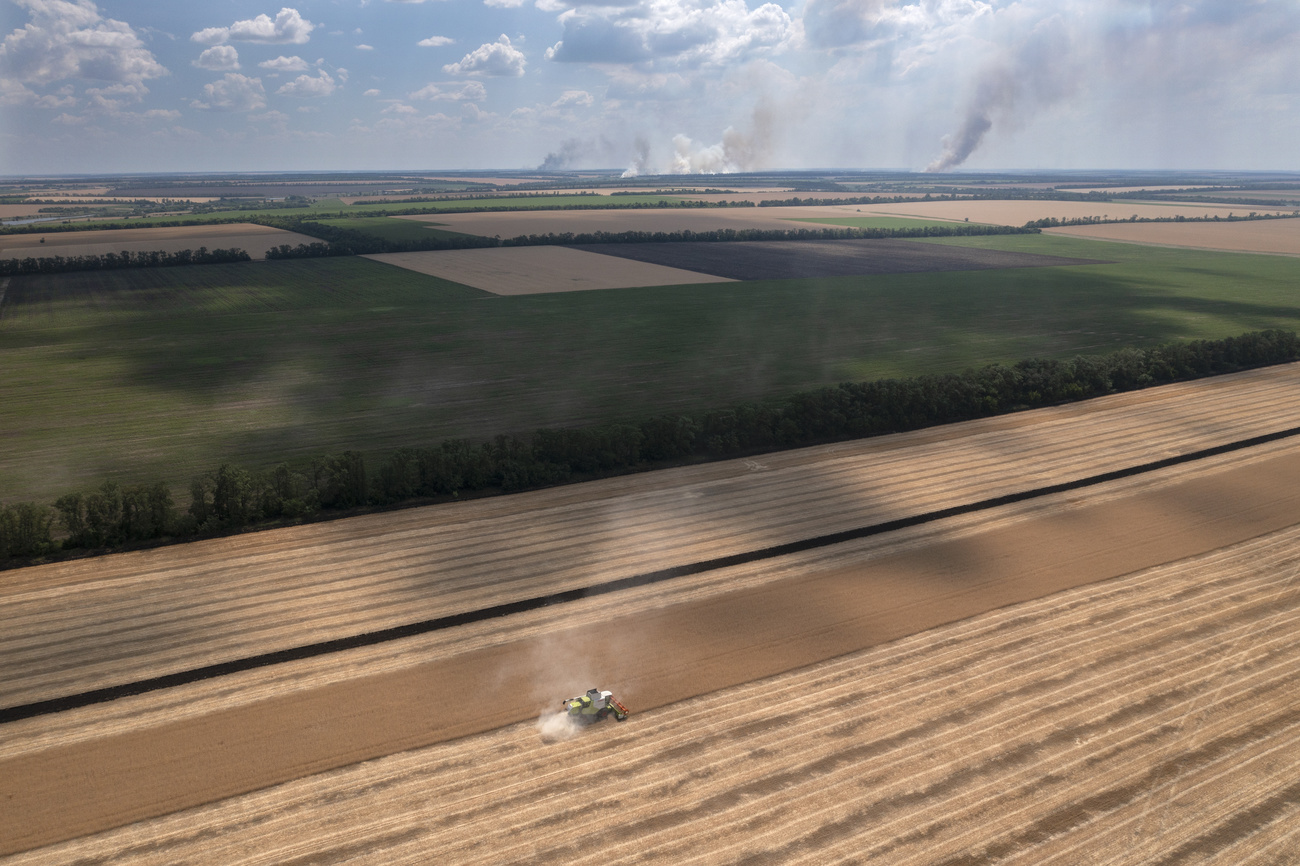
[5,445,1300,855]
[569,239,1111,281]
[4,424,1298,727]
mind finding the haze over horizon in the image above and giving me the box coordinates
[1,0,1297,176]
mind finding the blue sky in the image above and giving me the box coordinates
[1,0,1297,174]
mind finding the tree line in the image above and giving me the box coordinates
[260,221,1040,259]
[3,329,1297,566]
[1024,212,1300,228]
[0,246,251,276]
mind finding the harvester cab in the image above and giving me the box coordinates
[563,688,630,724]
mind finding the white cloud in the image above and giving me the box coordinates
[552,89,593,107]
[461,102,495,122]
[356,44,374,51]
[418,35,455,47]
[0,78,37,106]
[485,0,526,6]
[411,80,488,101]
[85,80,148,110]
[0,0,168,88]
[276,70,336,97]
[191,8,315,46]
[193,45,240,71]
[250,109,290,133]
[802,0,987,50]
[363,88,381,96]
[52,111,88,124]
[443,35,526,77]
[382,102,419,114]
[191,73,266,111]
[190,27,229,46]
[259,55,311,72]
[251,108,289,123]
[110,106,182,123]
[544,0,795,66]
[34,85,77,108]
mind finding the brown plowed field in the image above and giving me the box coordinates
[5,365,1300,858]
[1046,218,1300,256]
[6,517,1300,863]
[0,224,323,261]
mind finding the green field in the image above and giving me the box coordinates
[305,217,472,244]
[2,234,1298,502]
[787,216,978,230]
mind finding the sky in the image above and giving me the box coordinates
[1,0,1297,175]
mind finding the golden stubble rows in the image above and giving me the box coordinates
[1046,218,1300,256]
[9,518,1300,864]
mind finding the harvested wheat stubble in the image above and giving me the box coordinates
[5,366,1300,856]
[363,246,733,294]
[0,223,323,261]
[5,405,1300,853]
[7,363,1300,715]
[1046,218,1300,256]
[570,238,1109,281]
[0,205,47,219]
[847,199,1266,227]
[7,515,1300,864]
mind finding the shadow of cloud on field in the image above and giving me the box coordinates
[4,250,1300,505]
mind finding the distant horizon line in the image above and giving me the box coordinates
[5,168,1300,182]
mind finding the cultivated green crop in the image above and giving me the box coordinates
[304,217,471,244]
[2,234,1297,502]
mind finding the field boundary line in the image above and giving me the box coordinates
[5,422,1300,725]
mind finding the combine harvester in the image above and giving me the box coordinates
[563,688,630,724]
